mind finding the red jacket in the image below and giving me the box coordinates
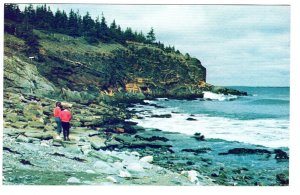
[60,109,72,122]
[53,107,61,117]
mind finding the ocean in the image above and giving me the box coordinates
[129,87,290,148]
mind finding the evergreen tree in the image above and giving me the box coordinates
[82,12,94,34]
[98,14,110,42]
[68,9,82,37]
[53,9,68,33]
[4,4,22,22]
[146,27,156,43]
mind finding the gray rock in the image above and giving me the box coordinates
[24,132,53,140]
[16,135,30,143]
[67,177,81,184]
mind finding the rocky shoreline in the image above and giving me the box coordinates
[2,91,288,186]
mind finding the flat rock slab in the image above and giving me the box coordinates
[24,132,53,140]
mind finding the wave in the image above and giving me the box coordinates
[127,104,289,148]
[203,91,238,101]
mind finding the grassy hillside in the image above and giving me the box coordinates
[4,29,208,102]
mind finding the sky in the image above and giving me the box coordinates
[19,4,290,86]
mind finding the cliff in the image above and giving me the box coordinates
[4,30,210,102]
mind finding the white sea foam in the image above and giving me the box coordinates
[128,106,289,148]
[203,91,238,101]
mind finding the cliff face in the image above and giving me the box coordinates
[4,30,207,101]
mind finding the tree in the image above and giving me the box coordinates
[4,4,22,22]
[146,27,156,43]
[53,9,68,33]
[68,9,82,37]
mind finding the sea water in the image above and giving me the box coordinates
[129,87,289,148]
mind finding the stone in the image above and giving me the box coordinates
[11,122,28,129]
[106,176,118,183]
[86,170,96,174]
[28,121,45,129]
[44,124,53,131]
[274,149,289,160]
[24,132,53,140]
[150,114,172,118]
[16,135,30,143]
[93,160,117,174]
[181,170,199,184]
[186,118,197,121]
[276,174,289,185]
[181,148,211,155]
[192,133,205,141]
[219,148,271,155]
[67,177,81,184]
[90,141,106,151]
[126,162,145,173]
[118,170,132,178]
[140,156,153,163]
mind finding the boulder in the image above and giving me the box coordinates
[219,148,271,155]
[67,177,81,184]
[181,147,211,155]
[28,121,45,129]
[276,173,289,185]
[24,132,53,140]
[16,135,30,143]
[140,156,153,163]
[274,149,289,160]
[11,122,28,129]
[150,114,172,118]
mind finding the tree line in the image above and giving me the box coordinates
[4,3,179,53]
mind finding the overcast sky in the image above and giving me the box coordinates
[19,4,290,86]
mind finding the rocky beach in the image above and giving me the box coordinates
[3,4,289,186]
[2,91,289,186]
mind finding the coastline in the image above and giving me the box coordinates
[2,91,289,186]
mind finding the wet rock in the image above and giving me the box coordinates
[134,135,169,142]
[219,148,271,155]
[20,159,34,166]
[181,148,211,155]
[276,173,289,185]
[192,133,205,141]
[150,114,172,118]
[211,172,219,177]
[67,177,81,184]
[274,149,289,160]
[186,118,197,121]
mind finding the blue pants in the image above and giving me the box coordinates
[55,117,62,134]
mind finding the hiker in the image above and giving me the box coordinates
[60,105,72,141]
[53,102,62,139]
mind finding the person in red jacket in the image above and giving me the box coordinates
[60,106,72,141]
[53,102,62,139]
